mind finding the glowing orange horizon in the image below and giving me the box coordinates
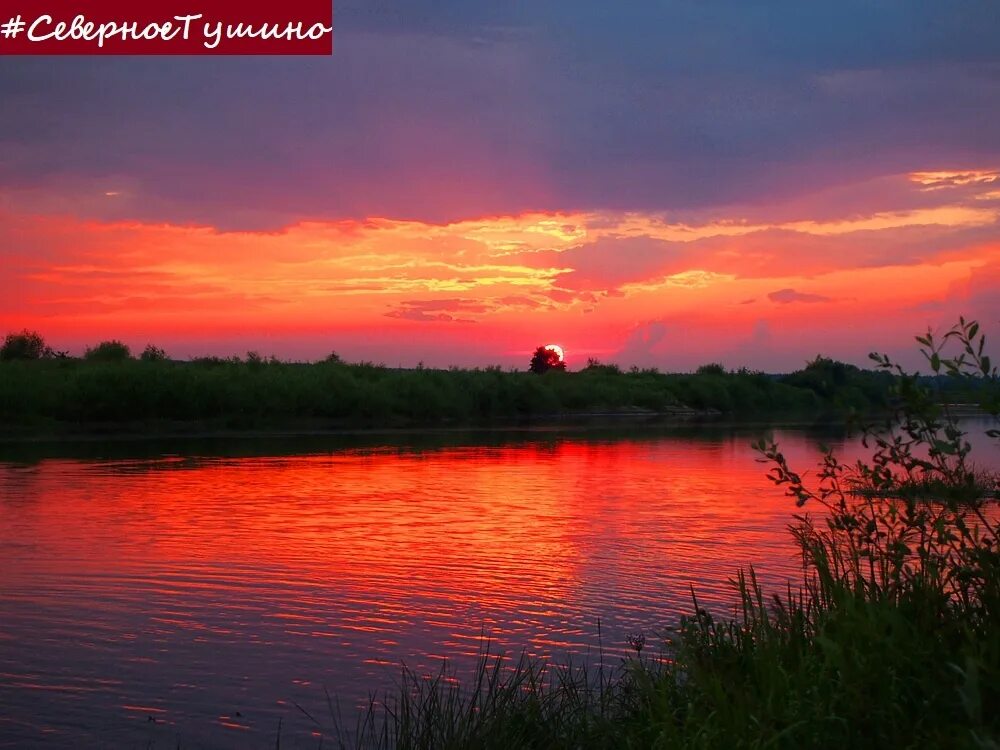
[1,167,998,370]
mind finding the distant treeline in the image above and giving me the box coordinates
[0,331,933,432]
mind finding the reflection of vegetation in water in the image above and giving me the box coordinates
[299,320,997,749]
[0,332,930,432]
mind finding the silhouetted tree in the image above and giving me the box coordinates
[529,346,566,374]
[0,330,48,360]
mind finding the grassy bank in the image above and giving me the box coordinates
[296,320,997,749]
[0,353,897,434]
[321,561,997,749]
[317,506,999,747]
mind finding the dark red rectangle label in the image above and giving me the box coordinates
[0,1,333,54]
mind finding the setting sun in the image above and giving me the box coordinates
[544,344,565,363]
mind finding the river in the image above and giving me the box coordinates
[1,420,996,748]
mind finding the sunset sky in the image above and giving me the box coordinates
[2,2,998,371]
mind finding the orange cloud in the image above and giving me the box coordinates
[909,169,999,190]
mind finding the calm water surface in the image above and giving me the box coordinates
[1,422,995,748]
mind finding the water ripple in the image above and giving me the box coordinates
[4,425,993,747]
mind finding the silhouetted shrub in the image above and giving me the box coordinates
[583,358,621,375]
[1,330,48,361]
[84,340,131,362]
[140,344,167,362]
[696,362,726,375]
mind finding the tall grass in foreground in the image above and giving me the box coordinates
[313,320,999,750]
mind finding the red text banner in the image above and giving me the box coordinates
[0,1,333,54]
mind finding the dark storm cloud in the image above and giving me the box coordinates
[1,1,999,228]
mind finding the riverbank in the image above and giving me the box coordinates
[0,407,724,443]
[0,355,894,437]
